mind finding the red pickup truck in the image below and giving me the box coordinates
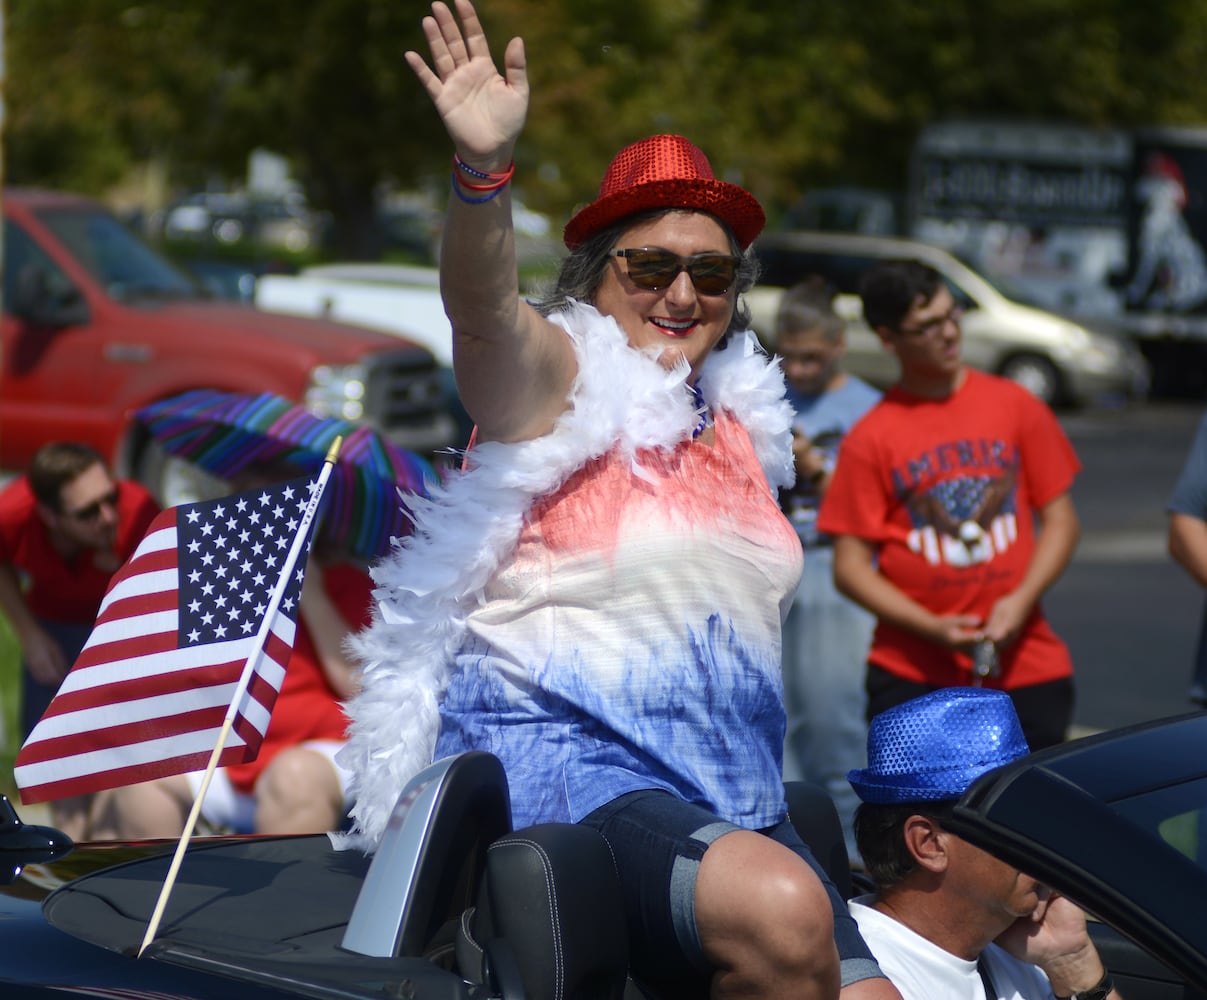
[1,188,456,499]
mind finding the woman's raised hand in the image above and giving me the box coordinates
[405,0,529,165]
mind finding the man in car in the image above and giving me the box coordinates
[0,441,160,836]
[847,688,1120,1000]
[817,260,1081,750]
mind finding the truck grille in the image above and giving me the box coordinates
[362,350,458,454]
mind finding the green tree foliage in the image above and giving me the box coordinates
[6,1,218,195]
[7,0,1207,253]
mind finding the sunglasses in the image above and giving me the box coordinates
[65,487,119,522]
[613,248,740,296]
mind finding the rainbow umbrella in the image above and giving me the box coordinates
[134,390,435,560]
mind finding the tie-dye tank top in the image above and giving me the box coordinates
[435,409,803,830]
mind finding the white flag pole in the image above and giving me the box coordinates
[138,437,343,957]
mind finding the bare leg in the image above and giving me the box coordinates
[48,794,94,841]
[695,829,840,999]
[253,747,344,834]
[87,776,193,840]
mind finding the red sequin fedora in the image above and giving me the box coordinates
[563,134,765,251]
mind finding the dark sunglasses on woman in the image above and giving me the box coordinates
[613,247,740,296]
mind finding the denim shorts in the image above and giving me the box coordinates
[580,789,882,988]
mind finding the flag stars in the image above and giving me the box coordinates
[178,475,314,646]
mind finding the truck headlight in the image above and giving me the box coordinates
[305,364,368,421]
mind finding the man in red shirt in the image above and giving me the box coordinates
[817,261,1081,749]
[0,441,160,833]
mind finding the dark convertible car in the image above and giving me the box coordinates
[2,712,1207,999]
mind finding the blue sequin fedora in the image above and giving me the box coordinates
[847,688,1030,805]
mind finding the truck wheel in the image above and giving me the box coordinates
[136,439,228,508]
[997,354,1063,406]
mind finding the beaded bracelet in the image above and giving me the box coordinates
[454,153,515,183]
[451,154,516,204]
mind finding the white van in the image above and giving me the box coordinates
[747,231,1150,407]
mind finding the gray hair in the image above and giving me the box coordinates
[533,209,760,340]
[772,277,844,345]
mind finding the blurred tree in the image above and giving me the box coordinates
[6,2,219,200]
[203,0,446,258]
[6,0,1207,253]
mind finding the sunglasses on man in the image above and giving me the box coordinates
[613,248,740,296]
[65,487,120,522]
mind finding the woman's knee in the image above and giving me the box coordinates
[90,777,191,839]
[257,748,342,816]
[695,829,837,970]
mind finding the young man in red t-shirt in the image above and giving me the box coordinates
[817,261,1081,748]
[0,441,161,834]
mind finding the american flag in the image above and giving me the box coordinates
[15,473,327,804]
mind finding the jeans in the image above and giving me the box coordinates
[781,545,874,862]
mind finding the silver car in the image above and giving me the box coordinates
[747,231,1150,407]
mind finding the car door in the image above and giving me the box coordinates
[0,219,113,470]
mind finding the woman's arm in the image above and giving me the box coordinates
[407,0,576,443]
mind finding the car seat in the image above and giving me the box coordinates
[457,777,854,1000]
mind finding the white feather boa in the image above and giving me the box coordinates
[334,301,794,849]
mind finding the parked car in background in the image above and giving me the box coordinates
[748,231,1151,408]
[2,711,1207,998]
[162,190,328,253]
[1,188,458,503]
[256,263,451,365]
[256,263,473,447]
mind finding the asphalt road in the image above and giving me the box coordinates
[1048,401,1207,734]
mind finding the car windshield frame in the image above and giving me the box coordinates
[945,711,1207,991]
[35,206,201,302]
